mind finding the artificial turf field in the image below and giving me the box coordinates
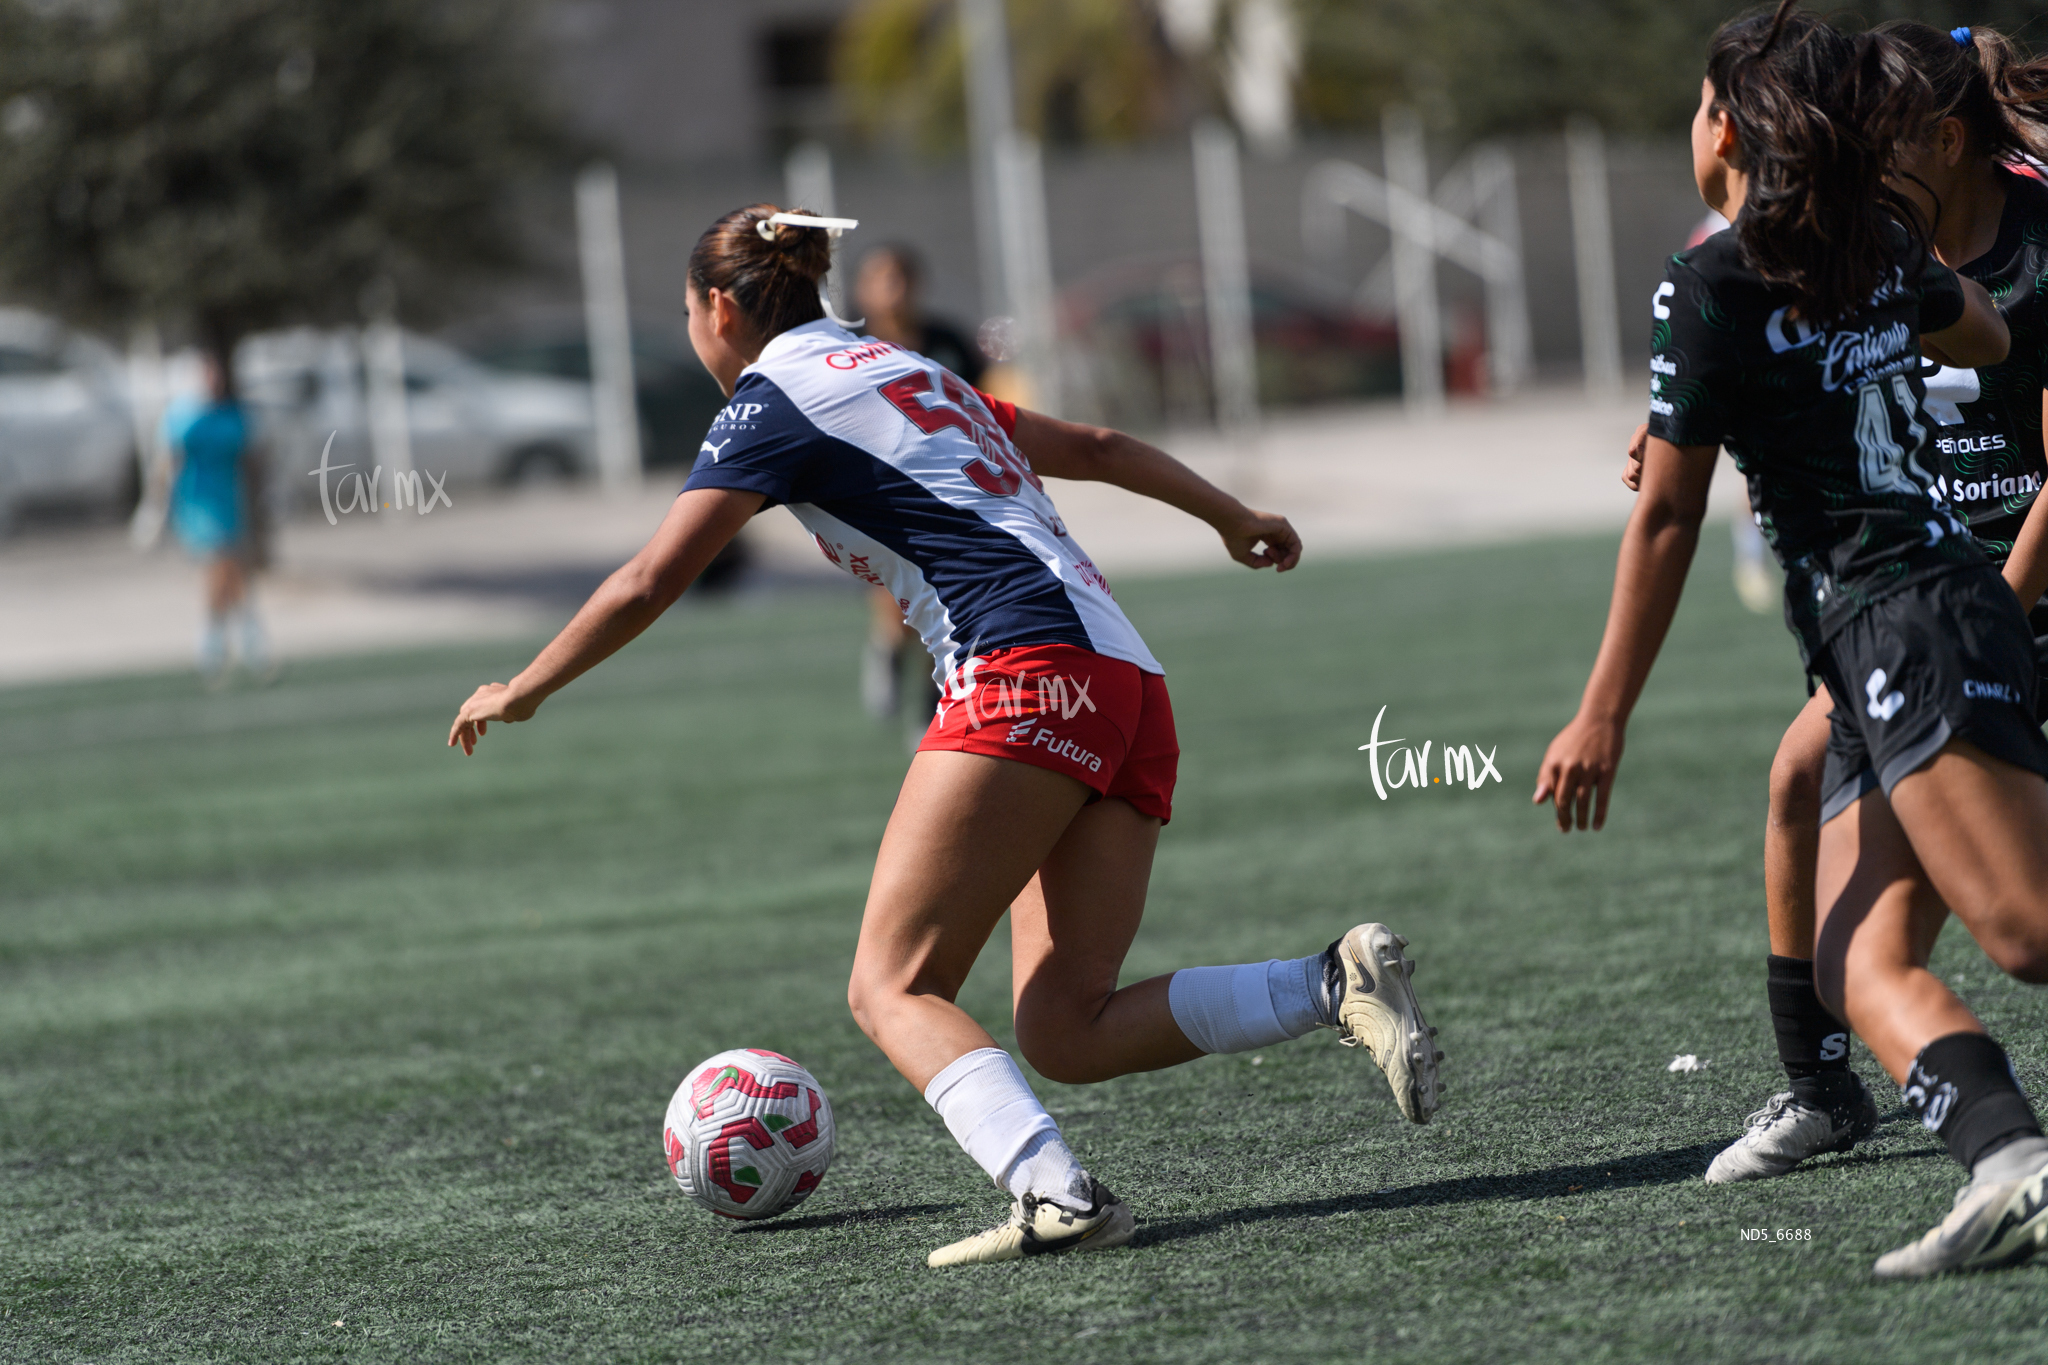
[6,529,2048,1365]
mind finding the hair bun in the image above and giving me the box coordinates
[756,207,835,286]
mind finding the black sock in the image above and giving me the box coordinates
[1767,955,1854,1102]
[1902,1032,2045,1171]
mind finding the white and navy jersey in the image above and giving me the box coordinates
[684,320,1162,682]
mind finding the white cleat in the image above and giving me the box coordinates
[1705,1081,1878,1184]
[926,1180,1136,1267]
[1327,922,1441,1124]
[1873,1153,2048,1280]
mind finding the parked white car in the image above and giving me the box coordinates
[239,329,597,495]
[0,310,135,532]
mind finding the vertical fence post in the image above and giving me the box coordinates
[960,0,1016,323]
[1193,117,1260,440]
[1383,105,1443,416]
[784,142,848,323]
[360,279,414,518]
[576,162,641,494]
[1566,116,1623,398]
[1471,143,1532,395]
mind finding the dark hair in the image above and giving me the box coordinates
[1877,21,2048,166]
[1706,0,1931,324]
[687,203,832,339]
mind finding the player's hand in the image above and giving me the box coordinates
[1622,423,1649,492]
[1532,714,1625,832]
[1216,508,1302,572]
[448,682,540,755]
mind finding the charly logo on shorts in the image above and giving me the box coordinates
[1865,669,1905,722]
[1964,679,2023,705]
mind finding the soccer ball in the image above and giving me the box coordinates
[663,1048,835,1220]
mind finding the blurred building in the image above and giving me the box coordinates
[546,0,857,166]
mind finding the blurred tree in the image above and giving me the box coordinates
[0,0,570,367]
[840,0,2048,149]
[838,0,1179,153]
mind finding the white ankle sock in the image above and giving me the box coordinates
[198,616,228,673]
[1168,955,1329,1055]
[924,1048,1091,1210]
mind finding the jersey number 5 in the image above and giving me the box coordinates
[879,371,1041,497]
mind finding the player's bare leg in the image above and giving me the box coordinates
[850,750,1437,1265]
[847,750,1087,1091]
[1709,690,1878,1183]
[1007,796,1196,1083]
[1814,747,2048,1278]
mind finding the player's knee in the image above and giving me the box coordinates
[844,967,893,1041]
[1767,743,1825,828]
[1981,926,2048,984]
[1014,1013,1107,1086]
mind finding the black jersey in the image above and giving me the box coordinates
[1647,225,1974,664]
[1920,169,2048,561]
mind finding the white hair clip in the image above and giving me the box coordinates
[758,212,860,241]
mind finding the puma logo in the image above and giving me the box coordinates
[700,437,733,462]
[1866,668,1905,722]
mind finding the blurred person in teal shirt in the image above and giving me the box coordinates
[164,354,271,684]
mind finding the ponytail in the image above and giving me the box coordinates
[1879,20,2048,167]
[687,203,833,340]
[1705,0,1931,325]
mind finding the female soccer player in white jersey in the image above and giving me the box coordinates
[447,205,1442,1266]
[1540,3,2048,1278]
[1665,21,2048,1191]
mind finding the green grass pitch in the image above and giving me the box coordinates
[7,530,2048,1364]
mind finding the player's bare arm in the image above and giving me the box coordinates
[1927,274,2010,369]
[1007,407,1301,572]
[2001,389,2048,609]
[448,487,764,754]
[1534,437,1717,832]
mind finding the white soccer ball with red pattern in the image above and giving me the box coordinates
[663,1048,835,1220]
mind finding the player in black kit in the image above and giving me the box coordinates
[1657,21,2048,1197]
[1541,2,2048,1279]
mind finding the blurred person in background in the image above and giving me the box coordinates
[165,353,272,686]
[853,244,987,732]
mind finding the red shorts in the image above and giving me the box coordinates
[917,644,1179,822]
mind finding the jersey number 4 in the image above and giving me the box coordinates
[1854,375,1964,545]
[880,371,1042,497]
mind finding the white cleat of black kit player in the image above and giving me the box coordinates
[1326,922,1442,1123]
[1705,1077,1880,1184]
[1872,1148,2048,1280]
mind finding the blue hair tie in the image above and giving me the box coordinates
[1952,26,1973,48]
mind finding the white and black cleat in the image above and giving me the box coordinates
[1325,922,1441,1123]
[1705,1078,1879,1184]
[926,1179,1136,1267]
[1873,1152,2048,1280]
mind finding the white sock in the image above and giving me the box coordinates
[198,615,228,673]
[924,1048,1091,1210]
[235,606,268,669]
[1169,955,1330,1055]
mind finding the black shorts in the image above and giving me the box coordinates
[1816,568,2048,824]
[2032,600,2048,726]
